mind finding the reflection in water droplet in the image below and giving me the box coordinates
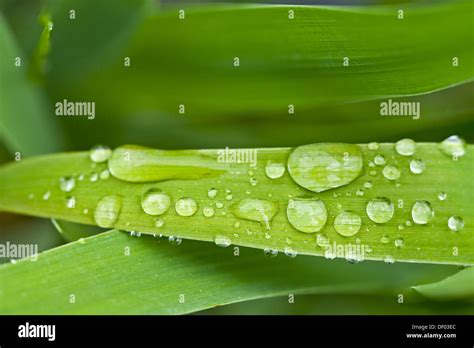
[93,195,122,228]
[366,197,394,223]
[411,200,434,225]
[287,143,363,193]
[287,197,327,233]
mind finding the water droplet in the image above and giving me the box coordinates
[59,176,75,192]
[168,236,182,246]
[448,216,464,232]
[395,138,416,156]
[42,191,51,200]
[208,188,217,199]
[78,238,85,245]
[369,170,377,176]
[78,174,85,181]
[225,194,233,201]
[374,155,386,166]
[230,198,278,230]
[364,181,373,189]
[141,189,171,216]
[66,196,76,209]
[366,197,394,223]
[215,202,224,209]
[175,197,198,217]
[263,248,278,258]
[411,200,434,225]
[234,221,241,228]
[155,217,164,227]
[356,189,364,196]
[284,247,297,258]
[93,195,122,228]
[264,232,271,239]
[90,172,99,182]
[89,145,112,163]
[380,235,390,243]
[99,169,110,180]
[316,233,330,248]
[130,231,141,237]
[287,143,363,193]
[439,135,466,158]
[383,255,395,264]
[406,220,412,227]
[202,206,215,218]
[409,159,425,174]
[265,161,285,179]
[394,238,404,248]
[334,211,361,237]
[287,197,327,233]
[382,165,401,181]
[214,235,231,247]
[368,142,380,151]
[437,192,447,201]
[249,178,258,186]
[83,208,89,214]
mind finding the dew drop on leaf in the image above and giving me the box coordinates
[265,161,285,179]
[59,176,75,192]
[366,197,394,223]
[230,198,278,230]
[411,200,434,225]
[395,138,416,156]
[439,135,466,158]
[214,235,231,247]
[448,216,464,232]
[141,188,171,216]
[286,197,327,233]
[175,198,198,217]
[93,195,122,228]
[334,211,361,237]
[89,145,112,163]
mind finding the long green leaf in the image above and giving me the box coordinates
[0,230,461,314]
[0,142,472,265]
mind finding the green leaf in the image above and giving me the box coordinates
[0,142,472,265]
[0,230,461,314]
[413,267,474,301]
[0,14,63,155]
[56,1,474,117]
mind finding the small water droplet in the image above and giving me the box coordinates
[225,194,233,201]
[364,181,373,189]
[265,161,285,179]
[155,217,164,227]
[66,196,76,209]
[141,188,171,216]
[207,188,218,199]
[263,248,278,258]
[287,143,363,193]
[168,236,182,246]
[100,169,110,180]
[78,238,85,245]
[215,202,224,209]
[356,189,364,196]
[411,200,434,225]
[382,165,401,181]
[438,192,447,201]
[175,197,198,217]
[366,197,394,223]
[368,142,380,151]
[369,170,377,176]
[130,230,141,237]
[230,198,278,230]
[383,255,395,264]
[93,195,122,228]
[249,178,258,186]
[214,235,231,247]
[316,233,330,248]
[439,135,466,158]
[42,191,51,200]
[234,221,241,228]
[448,216,464,232]
[203,206,215,218]
[284,247,297,258]
[409,159,425,174]
[90,172,99,182]
[394,238,404,248]
[287,197,327,233]
[395,138,416,156]
[264,232,271,239]
[374,155,386,166]
[380,235,390,244]
[406,220,412,227]
[334,211,361,237]
[89,145,112,163]
[59,176,75,192]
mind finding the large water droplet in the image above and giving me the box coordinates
[334,211,361,237]
[382,165,401,181]
[265,161,285,179]
[93,195,122,228]
[108,145,225,182]
[287,143,363,193]
[448,216,464,232]
[141,188,171,216]
[286,197,327,233]
[230,198,278,230]
[175,198,198,217]
[59,176,75,192]
[409,159,425,174]
[214,235,231,247]
[395,138,416,156]
[439,135,466,158]
[89,145,112,163]
[411,200,434,225]
[366,197,394,223]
